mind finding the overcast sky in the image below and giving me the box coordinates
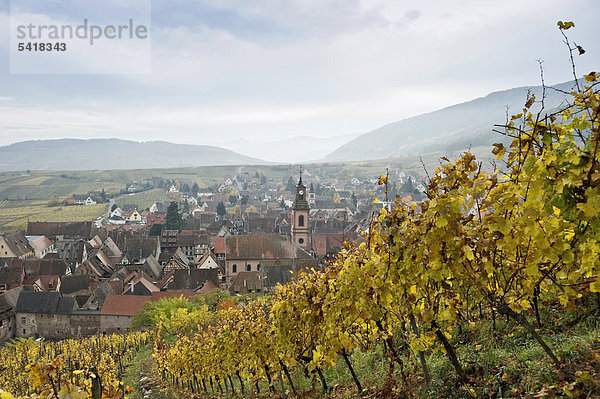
[0,0,598,160]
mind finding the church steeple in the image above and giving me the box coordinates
[293,166,308,208]
[291,168,310,250]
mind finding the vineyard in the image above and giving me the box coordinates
[0,203,106,232]
[148,69,600,397]
[0,332,148,398]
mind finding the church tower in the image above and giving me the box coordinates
[291,169,310,250]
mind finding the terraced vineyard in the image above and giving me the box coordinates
[0,203,106,232]
[115,188,179,211]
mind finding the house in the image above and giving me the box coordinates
[176,234,207,262]
[70,194,98,206]
[245,216,277,234]
[110,207,123,218]
[192,210,217,224]
[23,275,60,292]
[26,221,92,240]
[13,258,71,277]
[160,229,178,251]
[143,254,163,280]
[229,271,262,294]
[75,254,114,280]
[59,274,91,296]
[0,232,34,259]
[55,239,88,270]
[80,281,120,311]
[0,267,25,293]
[146,213,166,230]
[311,234,347,259]
[120,237,160,265]
[163,248,191,274]
[26,235,54,258]
[166,268,219,291]
[100,294,150,334]
[196,251,221,270]
[15,291,89,339]
[219,235,313,285]
[168,185,179,193]
[122,272,160,296]
[122,209,143,223]
[109,213,127,225]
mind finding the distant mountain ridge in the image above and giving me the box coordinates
[325,79,579,162]
[0,138,267,171]
[221,133,361,163]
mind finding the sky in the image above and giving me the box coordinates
[0,0,598,162]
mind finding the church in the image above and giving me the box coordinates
[291,170,310,251]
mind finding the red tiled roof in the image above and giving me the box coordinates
[214,237,225,254]
[90,280,123,294]
[225,235,311,260]
[151,291,200,301]
[196,280,217,294]
[100,294,150,316]
[311,233,345,257]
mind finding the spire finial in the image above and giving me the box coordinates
[299,165,303,185]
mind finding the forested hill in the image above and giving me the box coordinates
[0,138,267,171]
[325,79,578,162]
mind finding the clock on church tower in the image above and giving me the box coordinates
[291,170,310,250]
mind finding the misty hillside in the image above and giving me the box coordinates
[326,80,579,162]
[0,139,267,171]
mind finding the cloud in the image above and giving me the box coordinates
[0,0,598,157]
[403,9,421,21]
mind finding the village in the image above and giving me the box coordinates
[0,168,427,344]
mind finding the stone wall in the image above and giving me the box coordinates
[15,312,100,340]
[100,315,133,334]
[0,315,15,344]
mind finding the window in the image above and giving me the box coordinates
[298,215,304,227]
[299,238,304,244]
[21,317,26,324]
[247,264,251,271]
[23,329,26,334]
[232,264,237,273]
[257,264,261,271]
